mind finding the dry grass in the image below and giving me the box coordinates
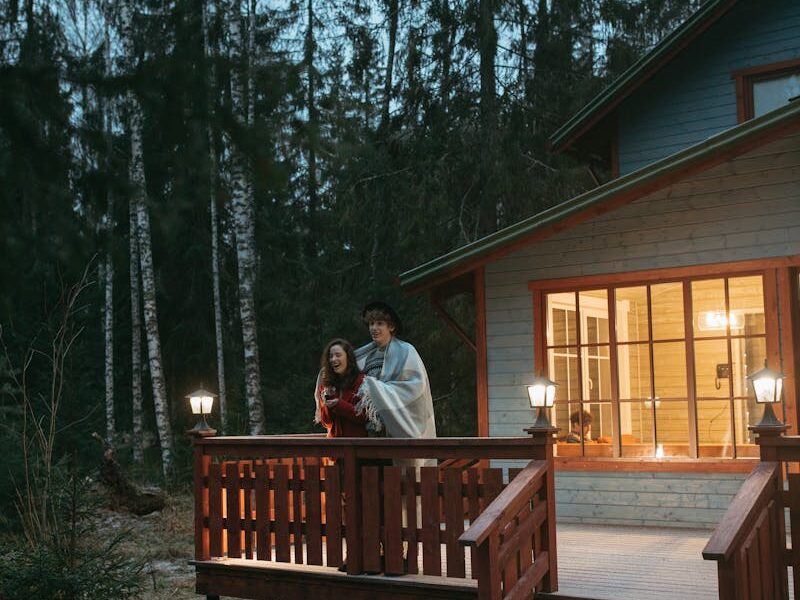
[93,491,197,600]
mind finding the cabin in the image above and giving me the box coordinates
[400,0,800,531]
[190,1,800,599]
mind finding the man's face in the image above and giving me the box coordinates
[369,319,395,348]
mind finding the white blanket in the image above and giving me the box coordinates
[354,338,437,439]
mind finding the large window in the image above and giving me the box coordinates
[541,274,770,459]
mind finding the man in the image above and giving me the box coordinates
[565,410,592,443]
[354,301,437,440]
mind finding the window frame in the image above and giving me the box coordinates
[732,58,800,123]
[529,260,796,470]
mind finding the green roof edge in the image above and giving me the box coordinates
[400,100,800,292]
[548,0,733,152]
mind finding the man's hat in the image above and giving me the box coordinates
[362,301,403,335]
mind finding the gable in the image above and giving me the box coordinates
[550,0,800,171]
[617,0,800,174]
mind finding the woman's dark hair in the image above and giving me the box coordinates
[320,338,361,392]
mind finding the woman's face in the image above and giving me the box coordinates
[368,319,395,348]
[329,344,348,375]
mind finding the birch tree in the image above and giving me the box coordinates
[228,0,265,434]
[203,0,228,433]
[129,198,144,463]
[380,0,399,129]
[102,198,114,445]
[102,24,115,447]
[121,0,173,473]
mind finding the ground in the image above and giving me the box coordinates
[96,491,197,599]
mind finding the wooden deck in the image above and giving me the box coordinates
[548,523,718,600]
[196,523,727,600]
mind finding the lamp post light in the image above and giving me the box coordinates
[747,361,785,430]
[187,387,217,437]
[526,374,558,429]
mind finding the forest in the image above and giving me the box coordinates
[0,0,700,597]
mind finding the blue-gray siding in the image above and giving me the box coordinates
[618,0,800,174]
[485,132,800,528]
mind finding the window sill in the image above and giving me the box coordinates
[554,456,757,473]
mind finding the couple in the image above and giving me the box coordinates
[314,301,436,441]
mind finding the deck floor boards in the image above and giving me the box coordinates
[553,523,717,600]
[207,523,796,599]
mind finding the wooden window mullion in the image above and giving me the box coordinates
[646,286,658,456]
[574,292,585,455]
[724,279,737,458]
[684,281,698,459]
[608,287,621,458]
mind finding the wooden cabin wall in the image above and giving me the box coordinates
[553,471,746,529]
[617,0,800,175]
[484,134,800,528]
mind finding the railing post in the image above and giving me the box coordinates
[343,447,363,575]
[190,430,215,561]
[525,425,559,593]
[751,423,788,462]
[474,534,501,600]
[751,420,789,599]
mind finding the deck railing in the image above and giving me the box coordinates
[703,427,797,600]
[192,430,558,599]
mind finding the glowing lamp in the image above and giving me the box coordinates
[747,361,784,429]
[187,387,217,436]
[526,375,557,428]
[697,310,743,331]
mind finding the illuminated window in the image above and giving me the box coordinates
[541,275,769,459]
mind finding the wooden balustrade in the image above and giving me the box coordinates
[460,460,554,600]
[703,426,797,600]
[702,462,786,599]
[192,433,558,599]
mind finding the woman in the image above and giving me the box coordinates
[315,338,368,438]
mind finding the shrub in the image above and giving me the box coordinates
[0,533,143,600]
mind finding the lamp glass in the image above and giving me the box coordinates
[526,375,557,408]
[546,384,556,406]
[190,396,202,415]
[200,395,214,415]
[752,376,781,404]
[747,363,784,404]
[527,384,545,408]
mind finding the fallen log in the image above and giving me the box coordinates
[92,432,165,515]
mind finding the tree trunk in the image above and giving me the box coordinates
[380,0,399,129]
[304,0,318,262]
[134,179,174,474]
[438,0,455,113]
[229,0,265,434]
[246,0,259,276]
[102,27,115,448]
[203,0,228,433]
[478,0,498,231]
[129,198,144,463]
[121,0,174,474]
[478,0,496,132]
[518,0,530,115]
[103,201,115,446]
